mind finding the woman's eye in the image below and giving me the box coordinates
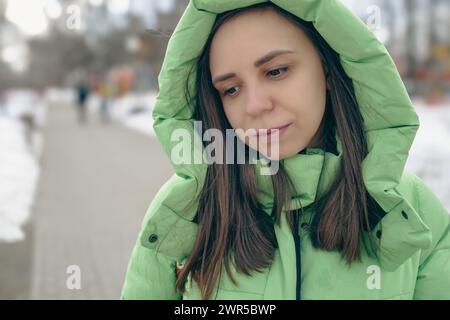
[222,87,239,97]
[267,66,289,78]
[221,67,288,97]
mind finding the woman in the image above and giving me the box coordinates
[121,0,450,300]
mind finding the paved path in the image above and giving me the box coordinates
[29,103,173,299]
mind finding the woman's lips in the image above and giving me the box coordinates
[257,123,292,139]
[257,123,292,136]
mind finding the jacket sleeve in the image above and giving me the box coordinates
[412,175,450,299]
[120,239,181,300]
[120,175,183,300]
[120,173,199,299]
[120,203,182,299]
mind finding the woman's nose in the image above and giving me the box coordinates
[245,86,274,116]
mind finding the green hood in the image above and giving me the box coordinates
[151,0,432,271]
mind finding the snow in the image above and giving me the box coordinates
[86,91,157,137]
[44,87,76,106]
[406,99,450,211]
[0,90,44,242]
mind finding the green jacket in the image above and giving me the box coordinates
[121,0,450,300]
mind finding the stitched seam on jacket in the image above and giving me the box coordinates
[261,259,273,298]
[162,203,195,222]
[157,203,197,247]
[382,291,413,300]
[413,175,450,268]
[414,175,429,266]
[154,205,186,257]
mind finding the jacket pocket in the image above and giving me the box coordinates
[140,204,198,260]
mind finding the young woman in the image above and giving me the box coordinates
[121,0,450,300]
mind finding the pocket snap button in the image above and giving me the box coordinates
[401,211,408,220]
[148,234,158,243]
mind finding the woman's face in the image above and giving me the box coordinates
[209,9,327,160]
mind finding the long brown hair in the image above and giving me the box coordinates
[175,2,385,299]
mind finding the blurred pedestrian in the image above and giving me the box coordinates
[99,81,113,123]
[76,82,90,124]
[0,90,6,116]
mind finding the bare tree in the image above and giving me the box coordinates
[404,0,417,91]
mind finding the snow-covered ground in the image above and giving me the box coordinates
[87,91,157,137]
[406,99,450,211]
[0,90,46,242]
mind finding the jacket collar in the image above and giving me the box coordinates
[255,132,343,214]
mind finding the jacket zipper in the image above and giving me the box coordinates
[293,211,302,300]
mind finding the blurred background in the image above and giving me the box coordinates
[0,0,449,299]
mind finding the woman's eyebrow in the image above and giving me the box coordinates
[212,49,295,85]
